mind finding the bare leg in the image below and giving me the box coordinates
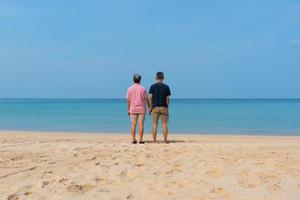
[162,121,169,143]
[152,123,158,143]
[131,120,137,142]
[138,120,144,142]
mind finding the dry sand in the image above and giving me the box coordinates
[0,131,300,200]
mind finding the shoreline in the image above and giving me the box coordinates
[1,130,300,137]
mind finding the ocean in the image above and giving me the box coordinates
[0,99,300,135]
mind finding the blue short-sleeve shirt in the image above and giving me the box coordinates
[149,83,171,108]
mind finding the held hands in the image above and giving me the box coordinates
[148,107,152,116]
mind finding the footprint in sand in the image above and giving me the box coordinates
[119,168,128,177]
[7,194,18,200]
[95,177,103,183]
[134,164,144,167]
[43,171,53,174]
[42,181,50,188]
[24,191,33,196]
[145,154,153,158]
[28,166,37,171]
[59,178,68,184]
[166,168,183,175]
[86,156,97,161]
[11,155,23,161]
[153,171,160,176]
[126,194,134,199]
[67,182,95,194]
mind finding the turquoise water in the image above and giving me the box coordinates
[0,99,300,135]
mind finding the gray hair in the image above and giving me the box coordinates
[133,74,141,83]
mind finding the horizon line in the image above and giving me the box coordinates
[1,98,300,100]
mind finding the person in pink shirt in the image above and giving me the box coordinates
[127,74,149,144]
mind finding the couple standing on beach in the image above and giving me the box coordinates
[127,71,171,144]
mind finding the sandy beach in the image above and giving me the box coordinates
[0,131,300,200]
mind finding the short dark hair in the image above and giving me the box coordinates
[156,71,164,80]
[133,74,141,83]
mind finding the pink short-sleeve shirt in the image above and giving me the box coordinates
[127,84,148,114]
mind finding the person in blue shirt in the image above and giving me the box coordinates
[149,71,171,143]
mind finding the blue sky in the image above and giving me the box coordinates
[0,0,299,98]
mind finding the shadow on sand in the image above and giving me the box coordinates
[143,139,186,144]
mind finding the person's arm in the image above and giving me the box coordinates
[166,96,170,107]
[148,94,153,114]
[144,89,150,110]
[148,86,153,115]
[127,98,131,116]
[147,98,150,109]
[127,89,131,116]
[166,86,171,108]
